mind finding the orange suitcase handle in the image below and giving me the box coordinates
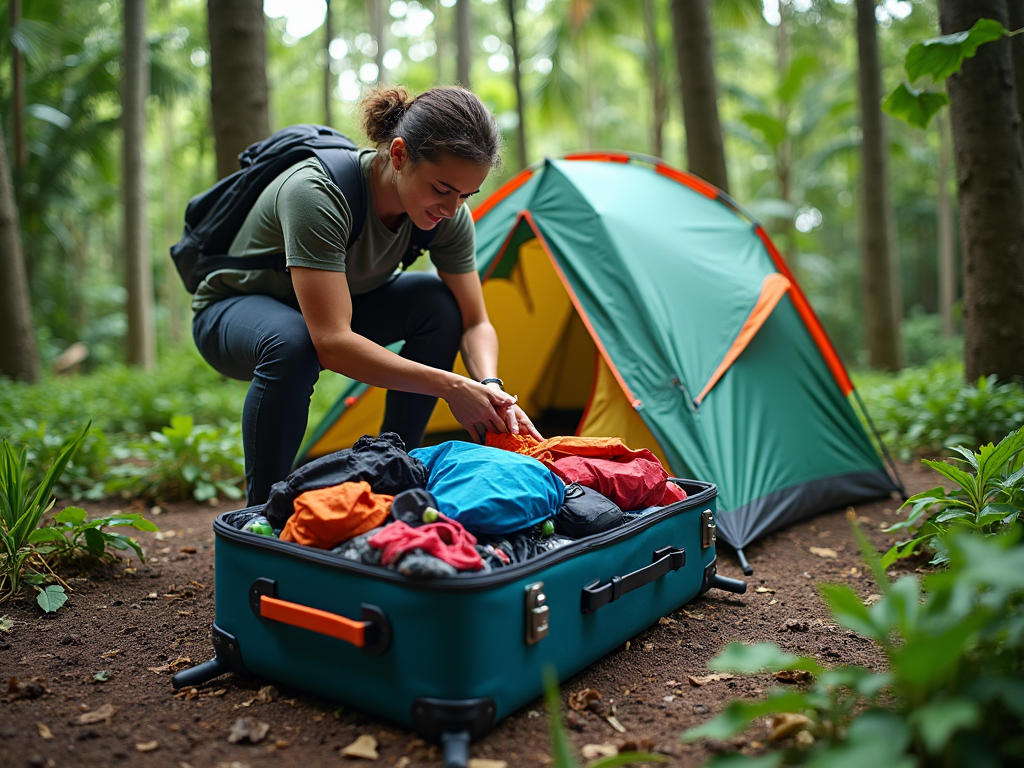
[248,578,392,655]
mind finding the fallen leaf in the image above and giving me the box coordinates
[623,641,630,651]
[101,650,121,659]
[0,615,13,633]
[688,673,735,687]
[755,586,775,593]
[227,717,269,744]
[341,733,379,759]
[148,657,192,675]
[256,685,278,704]
[468,760,508,768]
[135,741,160,752]
[643,642,654,651]
[663,696,676,703]
[864,594,883,606]
[37,722,53,739]
[93,671,110,682]
[795,730,815,746]
[681,610,705,621]
[569,688,602,710]
[581,744,618,759]
[769,599,778,605]
[769,713,811,742]
[774,670,812,684]
[606,715,627,733]
[809,547,838,559]
[665,679,679,686]
[144,593,158,600]
[78,703,117,725]
[6,677,49,703]
[658,616,676,626]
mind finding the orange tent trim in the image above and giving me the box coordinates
[695,274,791,405]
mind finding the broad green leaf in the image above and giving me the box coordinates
[28,527,66,543]
[882,83,948,129]
[740,111,788,149]
[682,690,809,742]
[83,527,106,557]
[977,504,1018,526]
[921,458,977,499]
[778,53,818,104]
[705,755,783,768]
[36,585,67,613]
[710,642,821,675]
[181,464,200,483]
[93,670,110,682]
[55,506,87,524]
[905,19,1007,83]
[908,698,979,753]
[848,515,890,596]
[588,752,667,767]
[893,613,989,687]
[935,509,972,523]
[821,584,883,640]
[805,711,914,768]
[880,535,931,569]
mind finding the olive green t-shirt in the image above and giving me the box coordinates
[191,150,477,312]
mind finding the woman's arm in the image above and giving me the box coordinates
[292,266,513,436]
[439,270,543,439]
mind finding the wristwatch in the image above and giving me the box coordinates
[480,377,504,391]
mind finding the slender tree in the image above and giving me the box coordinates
[0,123,40,383]
[1009,0,1024,152]
[123,0,155,368]
[644,0,666,159]
[324,0,334,125]
[368,0,385,83]
[939,0,1024,381]
[937,112,957,338]
[670,0,729,192]
[855,0,901,371]
[208,0,270,179]
[457,0,472,87]
[507,0,528,169]
[9,0,26,175]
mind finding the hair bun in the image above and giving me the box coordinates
[361,86,410,144]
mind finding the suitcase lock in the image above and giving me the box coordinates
[525,582,549,645]
[701,509,717,549]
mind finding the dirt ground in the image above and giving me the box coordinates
[0,461,936,768]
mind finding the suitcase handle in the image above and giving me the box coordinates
[248,577,392,655]
[580,546,686,614]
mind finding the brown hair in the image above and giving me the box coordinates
[360,85,503,169]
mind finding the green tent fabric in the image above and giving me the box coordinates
[303,153,900,567]
[472,155,899,559]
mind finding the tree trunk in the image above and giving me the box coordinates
[855,0,902,371]
[124,0,155,369]
[776,3,796,272]
[644,0,666,159]
[940,0,1024,381]
[10,0,26,176]
[208,0,271,180]
[507,0,528,169]
[937,112,957,337]
[457,0,472,88]
[0,123,40,383]
[368,0,385,83]
[435,0,445,82]
[324,0,334,125]
[1009,0,1024,154]
[163,103,184,347]
[670,0,729,192]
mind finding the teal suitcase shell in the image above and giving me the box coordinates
[174,479,745,766]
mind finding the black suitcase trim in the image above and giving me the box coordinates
[212,480,717,593]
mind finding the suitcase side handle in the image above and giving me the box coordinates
[580,546,686,614]
[248,577,392,655]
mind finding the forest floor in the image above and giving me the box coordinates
[0,461,936,768]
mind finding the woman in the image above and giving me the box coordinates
[192,85,540,506]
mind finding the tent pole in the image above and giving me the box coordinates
[852,388,907,501]
[735,548,753,576]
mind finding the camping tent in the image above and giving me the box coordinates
[299,152,901,569]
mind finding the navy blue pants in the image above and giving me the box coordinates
[192,272,463,505]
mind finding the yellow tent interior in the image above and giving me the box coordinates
[306,238,670,467]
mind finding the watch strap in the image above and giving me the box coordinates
[480,377,504,390]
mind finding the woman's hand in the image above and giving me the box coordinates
[496,400,543,440]
[445,377,516,443]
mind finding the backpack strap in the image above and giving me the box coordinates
[402,225,437,272]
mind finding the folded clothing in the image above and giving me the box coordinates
[556,482,624,539]
[486,432,687,510]
[409,442,565,535]
[264,433,428,529]
[279,481,392,549]
[369,515,484,571]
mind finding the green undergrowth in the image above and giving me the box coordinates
[855,358,1024,460]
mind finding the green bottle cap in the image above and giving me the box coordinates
[541,519,555,537]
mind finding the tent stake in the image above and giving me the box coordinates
[735,548,753,576]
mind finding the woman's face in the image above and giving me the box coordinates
[391,141,490,230]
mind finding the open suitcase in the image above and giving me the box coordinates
[173,478,745,767]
